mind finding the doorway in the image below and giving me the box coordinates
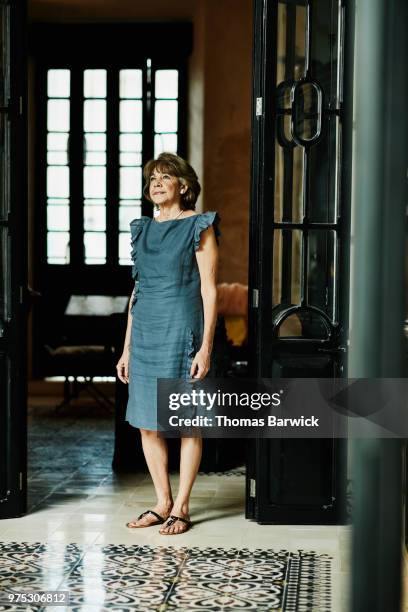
[246,0,349,524]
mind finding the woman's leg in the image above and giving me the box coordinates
[127,428,173,527]
[160,436,202,534]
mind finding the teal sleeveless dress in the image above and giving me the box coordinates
[125,211,221,431]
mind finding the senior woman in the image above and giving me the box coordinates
[116,152,220,535]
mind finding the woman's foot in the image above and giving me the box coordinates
[127,502,172,528]
[159,506,191,534]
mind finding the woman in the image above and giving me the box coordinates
[116,152,220,535]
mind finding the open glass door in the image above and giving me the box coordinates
[247,0,350,523]
[0,0,28,519]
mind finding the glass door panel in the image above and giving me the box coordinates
[118,68,143,265]
[309,115,341,224]
[272,228,303,306]
[273,0,343,327]
[83,69,107,264]
[46,69,71,264]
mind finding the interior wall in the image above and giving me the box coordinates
[187,0,205,213]
[201,0,252,284]
[28,0,252,286]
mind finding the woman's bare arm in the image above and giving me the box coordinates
[123,286,135,351]
[194,226,219,379]
[116,286,135,384]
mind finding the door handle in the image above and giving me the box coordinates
[290,78,323,147]
[316,345,347,354]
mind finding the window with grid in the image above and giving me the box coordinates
[44,63,183,269]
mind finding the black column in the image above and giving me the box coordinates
[349,0,408,610]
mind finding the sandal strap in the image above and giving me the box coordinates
[166,514,191,526]
[137,509,165,522]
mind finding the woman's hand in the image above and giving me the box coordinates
[190,347,211,380]
[116,348,130,384]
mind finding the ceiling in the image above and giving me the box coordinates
[28,0,197,22]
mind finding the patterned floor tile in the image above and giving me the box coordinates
[165,579,245,610]
[68,608,150,612]
[0,551,80,576]
[179,556,240,581]
[60,575,173,607]
[0,607,43,612]
[282,551,332,612]
[0,542,42,554]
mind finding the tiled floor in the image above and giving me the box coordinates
[0,403,351,611]
[0,542,333,611]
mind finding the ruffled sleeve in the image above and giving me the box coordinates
[130,216,149,280]
[194,211,221,251]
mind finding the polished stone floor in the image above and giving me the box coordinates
[0,402,351,611]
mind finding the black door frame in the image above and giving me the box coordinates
[246,0,277,520]
[0,0,28,519]
[247,0,351,524]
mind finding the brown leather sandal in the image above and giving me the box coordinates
[126,509,167,529]
[159,515,192,535]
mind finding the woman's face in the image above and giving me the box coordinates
[149,169,181,205]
